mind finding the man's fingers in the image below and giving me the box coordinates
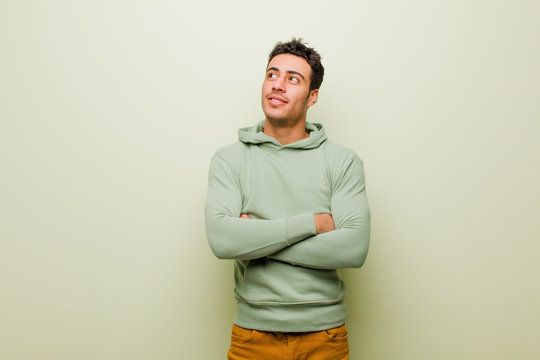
[314,213,335,234]
[240,214,250,219]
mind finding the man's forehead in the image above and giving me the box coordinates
[266,53,311,73]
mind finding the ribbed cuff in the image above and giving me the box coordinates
[285,213,317,245]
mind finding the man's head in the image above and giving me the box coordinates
[262,39,324,127]
[268,38,325,92]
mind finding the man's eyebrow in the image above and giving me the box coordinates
[286,70,306,81]
[266,67,306,81]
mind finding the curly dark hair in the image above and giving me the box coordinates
[268,38,324,91]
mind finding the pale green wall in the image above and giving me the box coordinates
[1,1,539,359]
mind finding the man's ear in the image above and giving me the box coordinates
[307,89,319,107]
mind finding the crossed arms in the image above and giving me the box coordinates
[205,151,370,270]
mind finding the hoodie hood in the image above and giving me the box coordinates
[238,120,327,150]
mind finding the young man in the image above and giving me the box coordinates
[205,39,370,360]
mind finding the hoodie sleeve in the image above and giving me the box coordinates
[268,156,370,269]
[205,151,317,260]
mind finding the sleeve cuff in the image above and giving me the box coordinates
[285,213,317,245]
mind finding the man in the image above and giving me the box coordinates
[205,38,370,360]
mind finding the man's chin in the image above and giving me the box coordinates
[264,116,303,128]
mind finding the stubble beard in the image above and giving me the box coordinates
[265,114,303,129]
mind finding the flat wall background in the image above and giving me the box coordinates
[1,1,539,359]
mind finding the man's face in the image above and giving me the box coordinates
[261,54,318,126]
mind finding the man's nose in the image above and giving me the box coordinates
[272,77,286,92]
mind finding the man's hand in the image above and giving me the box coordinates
[241,213,335,234]
[314,213,335,234]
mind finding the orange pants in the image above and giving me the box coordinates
[227,324,349,360]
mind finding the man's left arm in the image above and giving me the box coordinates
[268,156,370,269]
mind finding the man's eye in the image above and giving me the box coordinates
[268,73,277,79]
[290,76,299,84]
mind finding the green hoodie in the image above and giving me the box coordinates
[205,121,370,332]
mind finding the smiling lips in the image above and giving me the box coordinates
[267,94,288,106]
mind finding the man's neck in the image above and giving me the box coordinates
[263,119,309,145]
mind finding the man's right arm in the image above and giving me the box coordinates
[205,152,317,260]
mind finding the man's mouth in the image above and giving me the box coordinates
[267,95,288,106]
